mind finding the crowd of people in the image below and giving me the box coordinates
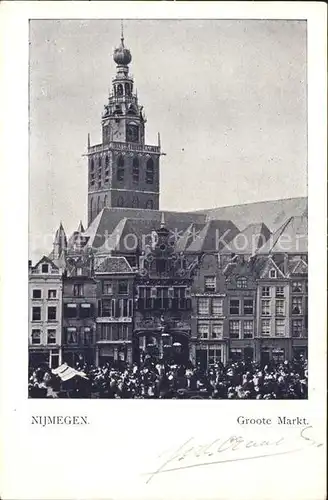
[29,354,308,399]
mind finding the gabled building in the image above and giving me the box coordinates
[223,255,258,362]
[134,215,195,364]
[62,246,97,367]
[191,253,228,369]
[94,256,135,365]
[29,256,63,369]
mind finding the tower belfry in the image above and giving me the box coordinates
[86,24,162,225]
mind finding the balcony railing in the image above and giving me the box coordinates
[136,298,192,311]
[88,141,160,155]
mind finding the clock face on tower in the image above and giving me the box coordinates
[126,124,139,143]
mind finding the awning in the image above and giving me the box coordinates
[52,363,88,381]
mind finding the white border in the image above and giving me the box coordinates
[0,2,326,499]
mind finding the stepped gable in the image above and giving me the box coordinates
[256,215,308,254]
[221,222,271,255]
[200,197,307,232]
[186,219,239,253]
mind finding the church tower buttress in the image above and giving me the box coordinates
[87,26,161,225]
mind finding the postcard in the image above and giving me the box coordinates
[0,2,326,499]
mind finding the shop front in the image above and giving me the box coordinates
[257,338,292,365]
[29,347,61,369]
[229,339,255,363]
[292,338,308,360]
[194,341,227,371]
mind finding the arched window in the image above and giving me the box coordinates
[146,158,154,184]
[89,198,94,221]
[146,199,154,209]
[104,195,108,208]
[117,155,124,182]
[117,84,123,96]
[97,197,101,214]
[98,157,102,169]
[105,155,109,171]
[132,197,139,208]
[117,196,124,207]
[90,158,94,171]
[125,83,131,95]
[132,157,139,183]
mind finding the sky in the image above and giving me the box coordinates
[29,19,307,260]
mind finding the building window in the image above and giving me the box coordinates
[275,299,285,316]
[229,299,240,315]
[84,327,92,345]
[198,321,209,339]
[269,269,277,278]
[275,286,285,298]
[243,320,254,338]
[117,196,124,207]
[229,320,240,339]
[32,306,41,321]
[236,277,247,289]
[132,197,139,208]
[292,281,302,293]
[261,299,271,316]
[117,155,125,182]
[80,303,92,318]
[209,348,222,366]
[211,298,223,316]
[292,320,303,337]
[118,324,129,341]
[204,276,216,292]
[73,284,84,297]
[146,199,154,209]
[212,322,223,339]
[32,289,42,299]
[41,263,49,273]
[132,157,139,183]
[47,306,57,322]
[243,299,254,315]
[197,297,210,315]
[272,349,285,363]
[146,157,154,184]
[230,348,242,361]
[66,328,77,344]
[292,297,302,315]
[47,329,57,344]
[65,303,77,318]
[103,281,113,295]
[90,158,94,171]
[261,287,270,297]
[48,289,57,299]
[261,319,271,336]
[31,330,41,344]
[275,319,285,337]
[118,281,128,295]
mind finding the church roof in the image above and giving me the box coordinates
[84,208,207,252]
[186,219,239,253]
[221,222,271,255]
[200,197,307,232]
[256,215,308,254]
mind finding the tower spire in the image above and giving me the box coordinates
[121,19,124,45]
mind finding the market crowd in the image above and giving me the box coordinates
[29,354,308,399]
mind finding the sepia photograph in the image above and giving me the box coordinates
[28,19,309,399]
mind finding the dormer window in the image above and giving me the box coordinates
[41,263,49,274]
[269,269,277,278]
[237,277,247,289]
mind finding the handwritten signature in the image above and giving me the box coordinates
[144,426,323,484]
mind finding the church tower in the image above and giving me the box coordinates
[87,25,161,225]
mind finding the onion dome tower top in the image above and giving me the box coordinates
[113,22,132,66]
